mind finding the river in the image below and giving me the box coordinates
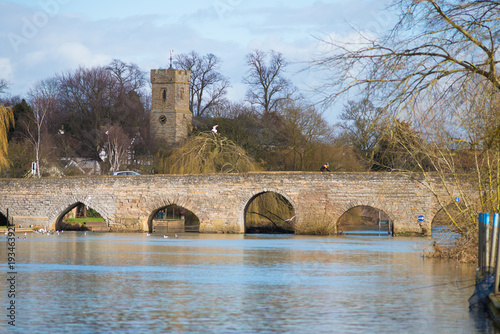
[1,231,499,333]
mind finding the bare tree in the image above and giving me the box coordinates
[371,118,432,172]
[106,59,147,93]
[27,78,59,177]
[280,98,334,170]
[338,98,385,168]
[244,50,295,114]
[0,79,8,96]
[174,51,230,117]
[313,0,500,125]
[57,66,121,162]
[100,125,130,173]
[310,0,500,259]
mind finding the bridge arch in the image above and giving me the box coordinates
[336,200,396,231]
[430,198,469,235]
[145,195,205,233]
[240,188,298,233]
[0,211,7,225]
[50,196,112,230]
[337,204,392,234]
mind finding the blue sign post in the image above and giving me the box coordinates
[455,197,460,203]
[418,215,424,222]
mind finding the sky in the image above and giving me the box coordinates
[0,0,394,124]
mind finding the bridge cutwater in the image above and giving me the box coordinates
[0,172,454,235]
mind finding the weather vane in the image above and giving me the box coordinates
[169,50,174,69]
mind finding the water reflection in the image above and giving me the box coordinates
[1,232,499,333]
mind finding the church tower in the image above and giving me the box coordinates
[150,68,191,145]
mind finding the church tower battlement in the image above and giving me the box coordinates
[150,68,191,145]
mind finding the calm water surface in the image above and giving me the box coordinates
[1,232,498,333]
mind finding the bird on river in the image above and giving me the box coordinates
[164,235,169,239]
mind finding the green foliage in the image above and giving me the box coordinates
[87,208,103,218]
[66,217,105,224]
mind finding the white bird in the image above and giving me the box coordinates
[211,125,218,134]
[146,233,150,236]
[164,235,169,239]
[175,234,178,238]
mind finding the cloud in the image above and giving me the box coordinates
[0,58,13,81]
[55,42,111,68]
[0,0,394,124]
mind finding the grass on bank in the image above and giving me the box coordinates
[65,218,105,224]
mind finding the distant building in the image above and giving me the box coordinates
[150,68,192,145]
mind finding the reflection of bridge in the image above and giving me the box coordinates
[0,172,457,235]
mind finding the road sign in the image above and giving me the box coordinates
[418,215,424,222]
[455,197,460,203]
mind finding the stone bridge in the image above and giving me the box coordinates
[0,172,459,235]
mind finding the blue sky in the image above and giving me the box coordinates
[0,0,393,123]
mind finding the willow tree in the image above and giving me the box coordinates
[157,131,262,174]
[0,105,14,171]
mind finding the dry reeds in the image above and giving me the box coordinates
[295,210,336,235]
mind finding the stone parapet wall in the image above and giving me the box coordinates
[0,172,459,235]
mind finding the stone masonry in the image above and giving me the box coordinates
[0,172,459,235]
[150,68,191,145]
